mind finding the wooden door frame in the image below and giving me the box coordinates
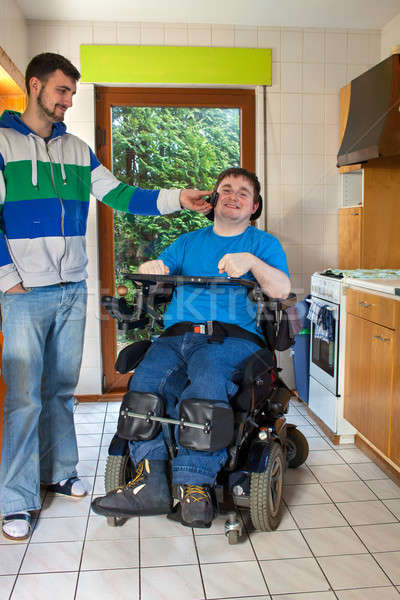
[96,86,256,393]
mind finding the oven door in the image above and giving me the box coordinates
[309,297,339,396]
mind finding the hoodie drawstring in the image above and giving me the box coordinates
[56,137,67,185]
[28,135,38,188]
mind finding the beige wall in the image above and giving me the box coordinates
[0,0,28,74]
[381,12,400,59]
[24,20,381,393]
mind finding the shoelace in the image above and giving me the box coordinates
[124,461,145,490]
[184,485,208,503]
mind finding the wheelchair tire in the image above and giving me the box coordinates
[250,442,284,532]
[105,452,133,494]
[286,427,309,469]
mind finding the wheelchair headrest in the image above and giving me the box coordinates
[205,191,263,221]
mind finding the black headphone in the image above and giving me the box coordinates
[205,191,263,221]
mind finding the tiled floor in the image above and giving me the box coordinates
[1,399,400,600]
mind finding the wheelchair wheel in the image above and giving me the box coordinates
[250,442,284,532]
[286,427,309,469]
[105,451,133,494]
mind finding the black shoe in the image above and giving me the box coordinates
[171,484,215,528]
[91,459,172,518]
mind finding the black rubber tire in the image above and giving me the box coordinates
[104,453,133,493]
[250,443,284,532]
[286,427,309,469]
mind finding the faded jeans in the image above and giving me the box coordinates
[0,282,87,516]
[128,333,260,485]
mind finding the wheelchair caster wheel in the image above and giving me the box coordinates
[227,530,239,545]
[224,511,242,544]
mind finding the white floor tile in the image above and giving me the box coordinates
[336,500,397,526]
[140,515,193,538]
[11,572,78,600]
[196,532,255,563]
[260,557,330,595]
[307,437,333,451]
[350,462,389,480]
[322,481,377,502]
[76,434,102,447]
[373,552,400,585]
[40,495,92,519]
[75,569,139,600]
[335,587,400,599]
[272,593,336,600]
[309,464,360,483]
[285,465,319,485]
[76,460,98,477]
[86,515,139,540]
[251,529,312,560]
[0,545,26,575]
[141,564,204,600]
[31,517,87,543]
[141,536,197,567]
[20,541,83,573]
[336,448,373,463]
[74,423,104,435]
[365,479,400,500]
[302,526,367,557]
[383,499,400,520]
[353,523,400,552]
[290,503,347,529]
[306,450,345,466]
[78,446,100,460]
[0,575,16,600]
[283,483,332,505]
[202,561,268,598]
[317,553,391,590]
[81,539,139,570]
[75,403,107,413]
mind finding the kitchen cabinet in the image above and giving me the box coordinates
[344,288,400,465]
[338,81,400,270]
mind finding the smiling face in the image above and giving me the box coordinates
[31,69,76,123]
[214,174,259,225]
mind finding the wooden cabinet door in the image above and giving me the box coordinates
[338,207,362,269]
[344,313,370,432]
[344,314,393,455]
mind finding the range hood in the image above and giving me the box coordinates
[337,53,400,167]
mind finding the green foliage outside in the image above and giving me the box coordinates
[111,105,240,343]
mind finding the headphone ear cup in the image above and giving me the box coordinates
[251,195,263,220]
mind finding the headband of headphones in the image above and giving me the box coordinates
[205,191,263,221]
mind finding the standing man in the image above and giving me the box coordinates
[0,52,210,541]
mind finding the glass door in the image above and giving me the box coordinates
[96,87,255,393]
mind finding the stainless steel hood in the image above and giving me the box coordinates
[337,54,400,167]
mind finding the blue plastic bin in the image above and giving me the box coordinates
[291,297,311,404]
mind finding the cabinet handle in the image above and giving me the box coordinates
[373,335,391,342]
[351,212,359,216]
[359,301,372,308]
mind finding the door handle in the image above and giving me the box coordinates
[359,301,372,308]
[373,335,391,342]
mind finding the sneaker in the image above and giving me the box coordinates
[91,459,172,518]
[47,476,87,497]
[2,512,31,541]
[177,484,215,528]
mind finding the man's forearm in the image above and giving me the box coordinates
[250,256,291,299]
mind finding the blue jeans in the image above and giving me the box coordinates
[128,333,260,485]
[0,282,87,515]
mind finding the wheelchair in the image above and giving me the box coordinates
[101,273,309,544]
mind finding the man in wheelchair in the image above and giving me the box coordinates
[92,167,290,529]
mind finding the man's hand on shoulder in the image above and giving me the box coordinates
[218,253,256,278]
[137,260,170,275]
[180,189,212,214]
[5,283,26,294]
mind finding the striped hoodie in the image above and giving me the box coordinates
[0,110,181,292]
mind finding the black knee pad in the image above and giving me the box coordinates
[117,391,164,441]
[178,398,234,452]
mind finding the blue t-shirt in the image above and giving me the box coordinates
[159,225,289,339]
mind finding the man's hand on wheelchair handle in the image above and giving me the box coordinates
[218,252,255,278]
[137,260,170,275]
[179,189,213,214]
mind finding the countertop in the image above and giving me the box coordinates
[344,277,400,297]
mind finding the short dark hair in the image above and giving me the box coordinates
[25,53,81,95]
[215,167,261,204]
